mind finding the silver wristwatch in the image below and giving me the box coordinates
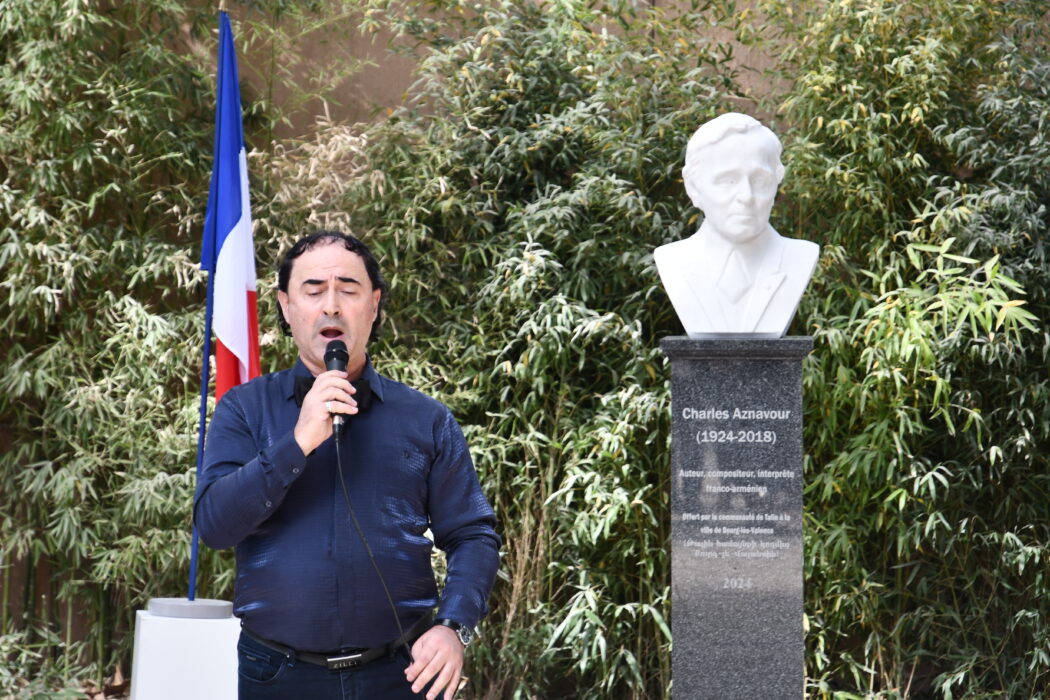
[435,618,476,647]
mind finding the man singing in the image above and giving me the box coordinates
[195,231,501,700]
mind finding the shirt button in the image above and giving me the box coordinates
[265,501,272,509]
[292,468,300,474]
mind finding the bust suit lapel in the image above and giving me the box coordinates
[741,271,786,331]
[737,233,787,331]
[680,235,732,333]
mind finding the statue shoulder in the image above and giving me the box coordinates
[783,237,820,263]
[654,237,693,268]
[778,237,820,285]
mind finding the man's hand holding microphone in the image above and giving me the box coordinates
[293,340,357,455]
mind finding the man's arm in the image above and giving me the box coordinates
[193,389,307,550]
[430,410,501,627]
[194,369,359,550]
[406,625,466,700]
[406,409,501,700]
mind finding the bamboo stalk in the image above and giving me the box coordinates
[64,598,73,681]
[24,550,35,640]
[41,590,51,664]
[1,549,9,635]
[96,586,105,689]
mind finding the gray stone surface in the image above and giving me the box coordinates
[661,336,811,699]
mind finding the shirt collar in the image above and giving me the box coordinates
[283,355,386,404]
[360,356,385,403]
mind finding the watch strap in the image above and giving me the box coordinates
[435,618,475,646]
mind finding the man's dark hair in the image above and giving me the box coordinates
[277,230,388,341]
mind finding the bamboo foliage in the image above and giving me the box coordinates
[0,2,221,691]
[756,0,1050,695]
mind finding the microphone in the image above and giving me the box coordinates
[323,339,349,439]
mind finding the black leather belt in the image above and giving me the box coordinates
[241,615,431,671]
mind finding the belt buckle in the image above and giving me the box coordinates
[326,651,364,670]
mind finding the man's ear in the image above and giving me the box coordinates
[278,290,290,319]
[371,289,381,317]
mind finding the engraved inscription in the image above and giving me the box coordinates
[677,403,800,582]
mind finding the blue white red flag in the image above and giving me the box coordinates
[200,11,260,400]
[190,11,259,599]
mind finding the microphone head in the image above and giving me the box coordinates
[324,340,349,372]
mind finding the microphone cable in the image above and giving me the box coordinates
[333,434,415,665]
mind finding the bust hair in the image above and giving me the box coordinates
[276,230,388,341]
[682,113,786,184]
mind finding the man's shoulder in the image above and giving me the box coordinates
[653,236,699,289]
[376,373,448,411]
[217,367,293,408]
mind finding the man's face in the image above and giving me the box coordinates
[277,241,381,377]
[684,131,780,246]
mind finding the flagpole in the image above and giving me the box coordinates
[190,0,260,603]
[190,5,227,601]
[189,266,217,601]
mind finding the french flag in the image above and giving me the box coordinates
[200,11,261,401]
[191,10,260,600]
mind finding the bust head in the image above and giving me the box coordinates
[682,113,785,246]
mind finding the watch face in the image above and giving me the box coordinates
[458,627,474,646]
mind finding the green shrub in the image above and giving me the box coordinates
[0,0,222,679]
[756,0,1050,695]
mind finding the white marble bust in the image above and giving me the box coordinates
[655,113,819,338]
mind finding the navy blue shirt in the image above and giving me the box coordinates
[194,358,501,652]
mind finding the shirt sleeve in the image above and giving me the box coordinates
[193,389,308,550]
[427,410,502,630]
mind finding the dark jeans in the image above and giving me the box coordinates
[237,630,434,700]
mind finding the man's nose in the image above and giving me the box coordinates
[323,287,340,316]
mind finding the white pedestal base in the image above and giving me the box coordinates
[130,598,240,700]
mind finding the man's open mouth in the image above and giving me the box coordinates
[321,328,344,339]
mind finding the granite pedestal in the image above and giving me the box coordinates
[661,337,811,699]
